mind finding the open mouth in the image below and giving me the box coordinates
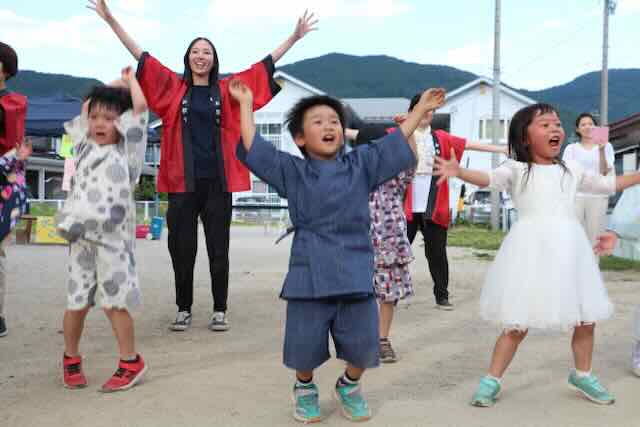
[322,134,336,144]
[549,136,561,148]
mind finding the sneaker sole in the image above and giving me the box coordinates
[99,365,148,393]
[568,383,615,405]
[209,324,230,332]
[470,390,500,407]
[333,389,371,422]
[169,323,191,331]
[0,330,7,337]
[436,305,454,311]
[63,381,88,390]
[290,394,322,424]
[380,357,397,364]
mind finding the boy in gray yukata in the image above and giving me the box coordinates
[56,67,149,393]
[229,79,445,423]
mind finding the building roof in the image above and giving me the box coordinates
[446,77,537,105]
[342,98,410,123]
[273,71,326,95]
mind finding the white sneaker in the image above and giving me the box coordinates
[633,341,640,377]
[169,311,192,331]
[209,311,229,332]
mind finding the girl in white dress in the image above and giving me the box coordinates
[433,103,640,408]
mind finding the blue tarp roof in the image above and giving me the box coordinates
[25,95,82,137]
[25,95,159,141]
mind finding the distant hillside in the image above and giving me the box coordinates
[279,53,478,98]
[7,70,101,99]
[520,68,640,123]
[9,55,640,129]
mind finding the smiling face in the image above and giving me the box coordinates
[525,110,565,164]
[88,104,120,146]
[188,39,215,83]
[576,115,595,140]
[294,105,344,160]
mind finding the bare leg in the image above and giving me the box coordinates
[572,323,595,372]
[487,330,528,378]
[379,302,395,339]
[103,308,136,360]
[63,307,91,357]
[345,364,365,381]
[296,370,314,382]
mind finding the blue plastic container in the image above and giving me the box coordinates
[150,216,164,240]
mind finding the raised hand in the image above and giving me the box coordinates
[292,10,318,41]
[393,113,408,125]
[121,66,135,85]
[17,139,32,161]
[87,0,113,22]
[229,79,253,106]
[433,148,460,186]
[419,88,446,112]
[593,231,618,256]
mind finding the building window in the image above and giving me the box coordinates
[44,171,65,200]
[257,122,282,149]
[623,152,637,174]
[26,170,39,199]
[479,119,508,141]
[145,144,160,166]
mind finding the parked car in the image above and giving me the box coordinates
[463,189,515,226]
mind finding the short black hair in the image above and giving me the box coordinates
[0,42,18,80]
[285,95,345,156]
[575,112,598,138]
[86,85,133,115]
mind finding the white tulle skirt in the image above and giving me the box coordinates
[479,216,613,331]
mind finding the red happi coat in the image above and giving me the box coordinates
[0,91,27,156]
[404,130,466,228]
[136,53,281,193]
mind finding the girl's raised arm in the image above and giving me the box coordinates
[270,11,318,64]
[87,0,143,60]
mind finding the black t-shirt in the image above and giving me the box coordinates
[189,86,220,179]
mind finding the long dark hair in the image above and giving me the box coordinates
[508,103,569,186]
[183,37,219,87]
[575,112,598,138]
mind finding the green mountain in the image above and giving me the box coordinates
[279,52,478,98]
[7,70,101,99]
[9,54,640,129]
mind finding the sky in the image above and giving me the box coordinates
[1,0,639,91]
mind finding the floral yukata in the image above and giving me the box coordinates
[57,110,148,310]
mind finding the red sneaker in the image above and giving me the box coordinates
[100,354,147,393]
[63,354,88,389]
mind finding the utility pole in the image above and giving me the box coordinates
[601,0,616,126]
[490,0,501,231]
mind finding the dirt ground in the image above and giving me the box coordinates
[1,226,639,427]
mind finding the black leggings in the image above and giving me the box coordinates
[167,179,232,313]
[406,213,449,301]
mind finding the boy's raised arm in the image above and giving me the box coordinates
[399,88,446,139]
[228,80,256,151]
[120,66,147,115]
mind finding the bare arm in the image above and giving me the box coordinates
[615,173,640,192]
[466,140,508,154]
[598,145,611,175]
[87,0,143,60]
[228,80,256,151]
[398,88,446,139]
[120,67,147,115]
[433,147,490,187]
[270,11,318,63]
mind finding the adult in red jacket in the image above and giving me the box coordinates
[0,41,30,338]
[89,0,317,332]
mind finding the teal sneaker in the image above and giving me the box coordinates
[568,371,615,405]
[292,382,321,423]
[334,380,371,422]
[470,376,501,407]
